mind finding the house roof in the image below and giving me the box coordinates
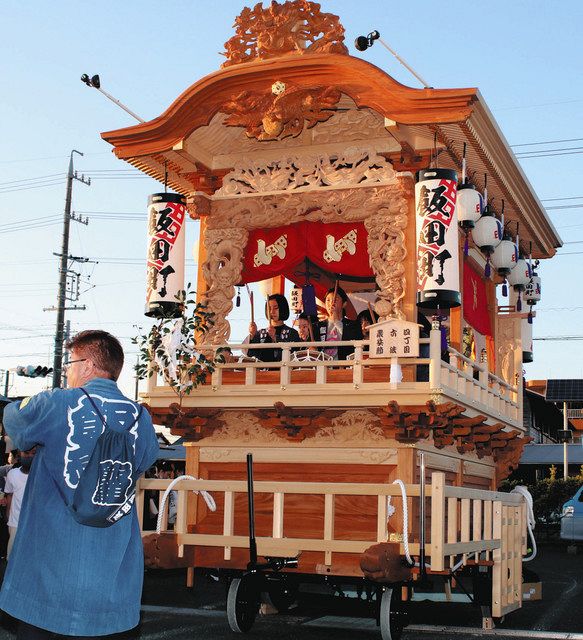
[521,444,583,465]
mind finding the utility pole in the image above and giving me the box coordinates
[50,150,90,389]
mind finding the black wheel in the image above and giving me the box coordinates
[379,588,405,640]
[227,576,260,633]
[265,579,299,612]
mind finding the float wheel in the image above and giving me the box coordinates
[227,576,260,633]
[379,587,406,640]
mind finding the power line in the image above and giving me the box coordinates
[0,173,66,187]
[511,137,583,148]
[534,336,583,341]
[540,196,583,202]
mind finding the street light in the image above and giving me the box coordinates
[80,73,145,123]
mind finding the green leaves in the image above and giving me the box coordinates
[133,286,223,402]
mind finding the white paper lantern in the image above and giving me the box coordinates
[491,238,518,275]
[415,168,460,309]
[457,184,483,228]
[507,258,531,290]
[145,193,186,318]
[471,214,502,254]
[525,275,541,305]
[521,317,533,363]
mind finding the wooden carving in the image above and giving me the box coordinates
[201,228,248,344]
[222,84,341,141]
[215,148,397,197]
[222,0,348,68]
[365,178,411,320]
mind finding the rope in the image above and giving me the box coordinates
[156,475,216,534]
[392,479,414,565]
[511,485,537,561]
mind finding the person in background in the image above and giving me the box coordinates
[4,449,35,559]
[317,287,362,360]
[356,309,378,339]
[296,312,316,343]
[248,294,300,362]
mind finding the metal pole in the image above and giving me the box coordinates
[134,353,140,401]
[3,370,8,397]
[378,37,430,88]
[52,151,82,389]
[246,453,257,568]
[419,452,426,579]
[95,86,144,123]
[563,401,569,480]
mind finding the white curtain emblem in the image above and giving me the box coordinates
[323,229,357,263]
[254,234,288,266]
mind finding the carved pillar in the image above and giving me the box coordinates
[201,227,249,344]
[365,184,410,320]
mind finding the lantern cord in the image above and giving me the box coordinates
[502,280,508,297]
[461,142,467,183]
[463,234,469,256]
[164,161,168,192]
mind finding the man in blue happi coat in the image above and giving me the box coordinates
[0,330,159,639]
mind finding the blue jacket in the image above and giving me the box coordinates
[0,378,159,636]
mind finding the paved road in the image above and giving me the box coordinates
[0,545,581,639]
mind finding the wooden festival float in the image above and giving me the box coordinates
[102,2,560,637]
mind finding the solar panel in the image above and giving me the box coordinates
[545,379,583,402]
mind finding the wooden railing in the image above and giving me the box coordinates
[137,472,526,617]
[145,329,521,427]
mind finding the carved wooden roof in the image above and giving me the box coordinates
[101,8,561,258]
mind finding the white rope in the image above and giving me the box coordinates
[156,475,216,534]
[392,479,414,565]
[511,485,537,561]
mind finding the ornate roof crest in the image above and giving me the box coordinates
[222,81,341,141]
[222,0,349,68]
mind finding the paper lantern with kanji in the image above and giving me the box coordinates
[415,168,460,309]
[508,258,532,291]
[471,213,502,255]
[491,237,518,275]
[457,183,483,229]
[145,193,186,318]
[525,274,541,305]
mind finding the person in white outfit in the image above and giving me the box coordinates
[4,449,35,559]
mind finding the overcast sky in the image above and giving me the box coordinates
[1,0,582,398]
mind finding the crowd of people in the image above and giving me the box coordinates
[247,286,377,363]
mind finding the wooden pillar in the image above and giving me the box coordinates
[185,444,200,588]
[195,217,208,304]
[271,275,285,295]
[403,176,417,324]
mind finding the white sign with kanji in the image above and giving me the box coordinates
[368,319,420,358]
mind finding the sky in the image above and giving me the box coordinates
[1,0,582,399]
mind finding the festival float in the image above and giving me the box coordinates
[102,2,560,637]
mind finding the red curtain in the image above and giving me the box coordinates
[240,221,373,283]
[463,260,492,336]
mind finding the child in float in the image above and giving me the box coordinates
[248,294,300,362]
[356,309,379,338]
[317,287,362,360]
[296,312,317,343]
